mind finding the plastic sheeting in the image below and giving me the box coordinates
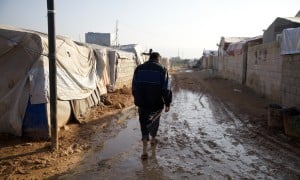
[0,25,138,136]
[0,27,42,135]
[92,44,110,94]
[225,36,262,56]
[0,26,97,135]
[226,41,245,56]
[71,45,110,121]
[55,39,97,100]
[119,44,147,65]
[281,27,300,55]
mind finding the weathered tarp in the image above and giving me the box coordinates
[226,41,245,56]
[0,27,38,135]
[281,27,300,55]
[119,44,147,65]
[0,26,97,135]
[0,25,138,135]
[28,37,97,103]
[225,36,262,56]
[92,44,111,93]
[70,44,111,121]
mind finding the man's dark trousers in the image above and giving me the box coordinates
[138,108,163,141]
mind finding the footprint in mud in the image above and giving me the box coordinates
[198,128,208,136]
[97,159,112,170]
[194,150,203,157]
[210,155,222,162]
[183,120,190,129]
[175,138,186,149]
[204,140,218,149]
[94,143,104,151]
[172,113,179,121]
[169,126,180,134]
[194,137,201,145]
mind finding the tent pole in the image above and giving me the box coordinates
[47,0,58,150]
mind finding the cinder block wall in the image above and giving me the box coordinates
[217,54,244,83]
[246,42,282,102]
[115,58,137,89]
[281,54,300,109]
[212,56,219,71]
[202,57,208,69]
[203,56,218,70]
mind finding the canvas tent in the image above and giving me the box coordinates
[119,44,148,65]
[0,26,138,137]
[0,26,112,137]
[71,44,138,121]
[71,44,112,122]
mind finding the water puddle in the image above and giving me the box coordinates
[157,89,261,178]
[98,118,140,159]
[61,88,300,179]
[183,69,193,73]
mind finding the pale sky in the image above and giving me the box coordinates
[0,0,299,58]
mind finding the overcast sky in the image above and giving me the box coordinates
[0,0,299,58]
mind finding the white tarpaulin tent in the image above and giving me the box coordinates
[0,26,97,136]
[0,25,138,136]
[119,44,148,65]
[281,27,300,55]
[71,44,111,121]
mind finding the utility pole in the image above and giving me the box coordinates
[114,20,119,47]
[47,0,58,150]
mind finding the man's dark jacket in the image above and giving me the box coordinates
[132,60,172,111]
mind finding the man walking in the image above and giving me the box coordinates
[132,52,172,160]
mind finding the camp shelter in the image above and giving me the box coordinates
[226,36,263,56]
[263,16,300,43]
[218,37,250,56]
[70,44,113,122]
[0,26,99,138]
[119,44,148,65]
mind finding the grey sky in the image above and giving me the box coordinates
[0,0,299,58]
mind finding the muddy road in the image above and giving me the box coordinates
[57,71,300,179]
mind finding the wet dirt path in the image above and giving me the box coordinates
[59,77,300,180]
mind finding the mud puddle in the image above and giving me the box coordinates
[59,89,300,180]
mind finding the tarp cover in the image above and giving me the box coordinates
[0,27,39,135]
[119,44,147,64]
[0,26,97,135]
[71,45,111,121]
[226,41,245,56]
[281,27,300,55]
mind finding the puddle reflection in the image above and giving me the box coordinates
[139,143,165,179]
[60,88,299,179]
